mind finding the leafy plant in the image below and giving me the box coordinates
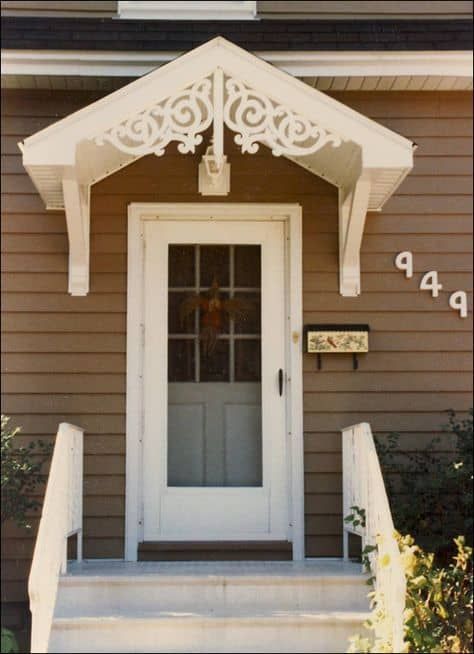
[347,533,473,654]
[375,409,473,559]
[344,506,377,586]
[1,415,52,528]
[344,505,367,529]
[401,534,473,653]
[347,411,473,652]
[0,628,19,654]
[345,505,403,654]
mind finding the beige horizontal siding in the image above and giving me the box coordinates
[258,1,473,18]
[1,88,473,601]
[1,1,116,16]
[2,1,471,18]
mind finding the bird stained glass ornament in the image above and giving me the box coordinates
[180,277,252,356]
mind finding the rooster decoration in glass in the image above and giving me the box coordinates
[180,277,253,355]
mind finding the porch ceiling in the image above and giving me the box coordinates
[18,37,414,297]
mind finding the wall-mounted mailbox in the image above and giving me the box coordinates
[304,324,370,370]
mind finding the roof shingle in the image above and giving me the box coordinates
[1,16,472,51]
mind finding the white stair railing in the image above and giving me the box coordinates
[29,422,83,654]
[342,422,406,652]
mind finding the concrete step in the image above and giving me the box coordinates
[49,609,371,653]
[56,560,369,616]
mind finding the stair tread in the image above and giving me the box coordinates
[53,609,371,624]
[63,559,366,582]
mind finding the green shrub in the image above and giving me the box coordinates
[401,534,473,653]
[348,534,473,653]
[375,409,473,559]
[0,628,19,654]
[348,410,473,652]
[1,415,52,528]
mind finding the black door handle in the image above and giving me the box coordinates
[278,369,284,396]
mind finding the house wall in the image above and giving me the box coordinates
[258,1,473,19]
[1,89,473,604]
[0,1,117,16]
[1,1,472,18]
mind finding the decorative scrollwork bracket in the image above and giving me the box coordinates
[92,68,344,194]
[223,76,342,156]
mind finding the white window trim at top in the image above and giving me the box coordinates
[118,1,258,20]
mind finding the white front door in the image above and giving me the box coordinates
[142,217,289,541]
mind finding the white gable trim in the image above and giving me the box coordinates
[2,49,472,82]
[19,37,414,297]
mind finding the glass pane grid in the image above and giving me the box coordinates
[169,334,262,339]
[229,245,235,383]
[169,287,261,292]
[168,244,261,384]
[194,245,200,383]
[167,243,263,488]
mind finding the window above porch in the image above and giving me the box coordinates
[118,1,257,20]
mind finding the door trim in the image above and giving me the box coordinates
[125,203,303,561]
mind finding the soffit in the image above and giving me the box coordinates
[2,49,472,92]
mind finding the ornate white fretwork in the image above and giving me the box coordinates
[223,77,342,156]
[92,69,343,161]
[94,78,213,156]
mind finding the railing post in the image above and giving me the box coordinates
[77,530,83,563]
[342,426,349,560]
[342,421,406,652]
[76,426,83,563]
[60,537,68,575]
[343,529,349,560]
[341,429,351,561]
[28,422,84,654]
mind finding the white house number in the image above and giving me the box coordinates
[395,251,468,318]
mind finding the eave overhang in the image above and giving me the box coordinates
[19,37,414,297]
[2,50,472,90]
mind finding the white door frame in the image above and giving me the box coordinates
[125,203,303,561]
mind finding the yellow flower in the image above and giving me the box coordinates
[380,553,391,568]
[403,608,414,621]
[400,546,418,577]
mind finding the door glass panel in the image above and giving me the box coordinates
[168,340,195,383]
[235,340,261,382]
[168,245,195,286]
[234,292,261,334]
[234,245,260,287]
[200,340,230,382]
[200,245,230,287]
[167,244,262,487]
